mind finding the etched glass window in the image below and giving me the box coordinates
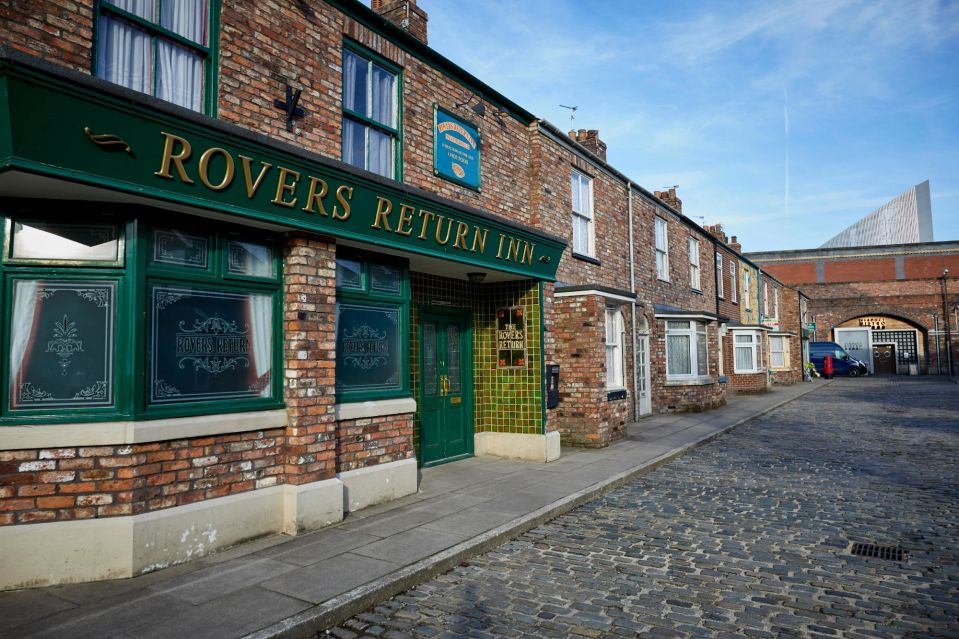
[423,322,437,396]
[370,263,402,294]
[152,229,209,268]
[148,285,273,404]
[8,280,116,409]
[227,239,274,278]
[8,220,121,263]
[335,302,403,394]
[336,258,363,290]
[446,324,461,394]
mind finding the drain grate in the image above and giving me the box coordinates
[850,542,905,561]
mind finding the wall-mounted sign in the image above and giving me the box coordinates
[434,106,481,190]
[0,60,566,282]
[496,306,527,368]
[859,317,886,330]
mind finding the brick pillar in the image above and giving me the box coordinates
[282,235,337,485]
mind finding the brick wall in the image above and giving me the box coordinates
[0,0,93,73]
[0,431,285,525]
[335,413,414,473]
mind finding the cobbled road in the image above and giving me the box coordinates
[326,379,959,639]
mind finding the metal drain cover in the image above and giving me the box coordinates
[850,542,905,561]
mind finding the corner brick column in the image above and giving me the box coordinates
[283,235,337,485]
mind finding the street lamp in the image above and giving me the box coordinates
[942,268,953,377]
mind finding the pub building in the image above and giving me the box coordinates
[0,0,573,588]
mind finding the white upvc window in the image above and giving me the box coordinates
[689,237,701,290]
[733,330,760,373]
[770,335,788,369]
[655,217,669,280]
[743,269,752,310]
[666,320,708,378]
[716,253,724,298]
[571,169,594,257]
[605,306,626,389]
[730,261,738,303]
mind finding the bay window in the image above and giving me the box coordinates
[770,335,788,369]
[95,0,217,113]
[1,208,282,423]
[342,44,401,179]
[733,331,760,373]
[666,320,708,378]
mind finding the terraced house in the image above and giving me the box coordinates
[0,0,765,590]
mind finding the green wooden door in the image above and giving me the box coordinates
[420,311,472,466]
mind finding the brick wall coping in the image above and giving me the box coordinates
[0,409,287,451]
[334,398,417,421]
[554,287,636,303]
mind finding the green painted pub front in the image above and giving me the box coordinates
[0,50,564,589]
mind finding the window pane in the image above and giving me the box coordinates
[735,346,753,371]
[697,331,708,376]
[735,334,753,344]
[148,285,273,404]
[571,173,581,213]
[9,280,116,409]
[96,14,153,95]
[10,221,120,262]
[667,321,690,330]
[422,322,437,396]
[342,119,366,169]
[336,258,363,289]
[152,229,210,268]
[667,334,691,375]
[772,350,785,368]
[156,40,204,111]
[368,128,394,177]
[227,240,275,278]
[446,324,461,394]
[573,215,589,254]
[106,0,155,20]
[335,302,402,393]
[159,0,208,45]
[370,263,402,294]
[371,64,395,127]
[342,50,368,115]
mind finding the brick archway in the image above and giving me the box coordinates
[831,309,930,332]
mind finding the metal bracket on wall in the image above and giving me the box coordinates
[274,84,306,132]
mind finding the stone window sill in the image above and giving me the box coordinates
[571,252,601,266]
[664,377,715,387]
[335,397,417,421]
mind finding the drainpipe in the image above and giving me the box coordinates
[627,185,639,420]
[934,313,941,375]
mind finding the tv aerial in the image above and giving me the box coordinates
[559,104,578,125]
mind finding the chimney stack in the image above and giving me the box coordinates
[372,0,428,44]
[703,223,728,244]
[654,187,682,214]
[729,235,742,254]
[567,128,607,161]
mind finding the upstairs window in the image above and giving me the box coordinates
[570,169,594,257]
[605,306,625,389]
[655,217,669,281]
[689,237,701,290]
[342,44,400,179]
[96,0,216,113]
[774,288,780,319]
[763,282,769,314]
[743,269,751,310]
[716,253,724,298]
[730,261,738,303]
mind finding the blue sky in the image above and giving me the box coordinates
[420,0,959,251]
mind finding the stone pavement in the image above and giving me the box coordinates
[327,377,959,639]
[0,381,824,639]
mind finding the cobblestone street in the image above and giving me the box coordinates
[326,379,959,639]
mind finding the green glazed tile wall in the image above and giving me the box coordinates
[409,273,544,457]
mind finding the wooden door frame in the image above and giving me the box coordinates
[417,305,475,467]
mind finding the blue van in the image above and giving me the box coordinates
[809,342,868,377]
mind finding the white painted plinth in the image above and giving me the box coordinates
[338,458,418,513]
[474,431,561,463]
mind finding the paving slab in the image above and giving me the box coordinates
[0,380,828,639]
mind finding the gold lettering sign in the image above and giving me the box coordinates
[153,131,538,268]
[858,317,886,330]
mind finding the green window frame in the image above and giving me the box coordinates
[0,203,283,425]
[334,250,410,402]
[94,0,220,115]
[341,40,403,180]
